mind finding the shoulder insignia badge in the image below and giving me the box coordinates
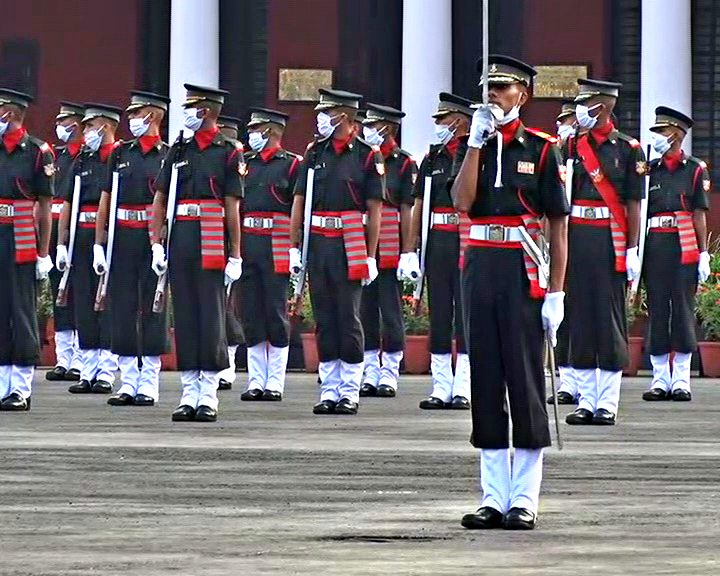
[704,179,711,192]
[44,163,56,177]
[636,161,648,175]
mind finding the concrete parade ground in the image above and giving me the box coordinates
[1,372,719,576]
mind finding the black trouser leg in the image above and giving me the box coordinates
[73,228,109,349]
[239,261,266,347]
[262,263,290,348]
[50,221,75,331]
[225,279,245,347]
[361,279,381,351]
[426,230,459,354]
[377,268,404,353]
[109,229,141,356]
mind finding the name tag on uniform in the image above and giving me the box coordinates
[117,162,130,170]
[432,169,444,176]
[517,161,535,175]
[649,184,660,192]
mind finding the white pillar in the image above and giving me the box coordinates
[401,0,453,160]
[640,0,692,155]
[169,0,220,138]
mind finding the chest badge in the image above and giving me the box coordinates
[517,161,535,175]
[43,163,56,177]
[590,168,604,183]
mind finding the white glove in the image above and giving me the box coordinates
[468,105,497,149]
[362,257,379,287]
[151,243,167,277]
[92,244,107,276]
[289,247,303,276]
[625,246,641,282]
[36,255,53,280]
[224,256,243,286]
[541,291,565,347]
[698,251,711,283]
[397,251,421,282]
[56,244,69,272]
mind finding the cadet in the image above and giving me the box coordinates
[555,101,576,144]
[359,103,417,397]
[150,84,244,423]
[94,91,171,406]
[290,89,384,415]
[46,101,85,382]
[0,88,55,411]
[453,56,568,530]
[407,93,473,411]
[57,103,122,395]
[642,107,710,402]
[564,79,646,426]
[237,107,300,402]
[216,115,244,391]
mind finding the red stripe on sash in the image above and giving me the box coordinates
[378,205,400,269]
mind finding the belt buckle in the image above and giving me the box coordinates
[488,224,505,242]
[660,217,674,228]
[0,205,10,217]
[327,217,341,230]
[126,210,139,221]
[583,207,597,219]
[252,217,263,228]
[447,213,460,225]
[85,213,96,223]
[187,205,200,217]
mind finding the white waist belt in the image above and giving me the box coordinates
[431,212,460,226]
[243,216,274,229]
[0,204,15,217]
[78,212,97,223]
[571,205,610,219]
[311,215,343,229]
[648,215,677,228]
[362,212,400,225]
[469,224,524,242]
[117,208,149,222]
[51,203,64,214]
[175,204,224,217]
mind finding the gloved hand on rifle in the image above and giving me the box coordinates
[289,247,302,277]
[56,244,69,272]
[92,244,107,276]
[224,256,243,286]
[541,291,565,347]
[468,105,497,149]
[36,255,53,280]
[362,257,379,287]
[397,252,421,282]
[150,243,167,276]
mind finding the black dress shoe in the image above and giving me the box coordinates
[240,388,263,401]
[107,393,134,406]
[461,506,504,529]
[66,368,81,381]
[671,389,692,402]
[261,390,282,401]
[133,394,155,406]
[91,380,113,394]
[359,383,377,397]
[335,398,359,415]
[0,392,30,411]
[547,391,577,405]
[592,408,616,425]
[195,405,218,422]
[419,397,447,410]
[313,400,336,415]
[171,405,196,422]
[46,366,67,381]
[376,384,396,398]
[565,407,594,425]
[503,507,536,530]
[450,396,471,410]
[68,379,93,394]
[218,379,233,391]
[642,388,669,401]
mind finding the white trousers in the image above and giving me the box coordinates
[338,361,364,403]
[266,345,289,393]
[319,360,341,402]
[179,370,219,410]
[429,353,453,403]
[363,349,381,387]
[379,350,403,389]
[217,345,238,384]
[246,343,268,391]
[558,366,579,396]
[480,448,544,514]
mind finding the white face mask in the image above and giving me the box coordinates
[248,130,269,152]
[576,103,602,130]
[316,112,339,138]
[0,112,10,136]
[435,124,455,145]
[129,114,151,138]
[362,126,385,146]
[556,123,574,143]
[183,107,204,132]
[56,123,76,143]
[490,93,523,126]
[652,133,674,156]
[84,127,104,152]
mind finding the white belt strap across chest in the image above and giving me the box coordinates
[311,215,343,229]
[431,212,460,226]
[648,215,677,229]
[243,216,274,229]
[571,205,611,220]
[469,223,524,242]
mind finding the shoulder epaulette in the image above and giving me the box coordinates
[616,132,641,148]
[26,134,53,153]
[687,156,708,170]
[396,147,414,160]
[524,127,558,144]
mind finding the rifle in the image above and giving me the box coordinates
[630,144,652,297]
[94,170,119,311]
[545,333,564,450]
[290,140,317,314]
[56,151,83,307]
[153,131,185,313]
[412,164,433,312]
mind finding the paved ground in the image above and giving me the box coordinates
[1,372,719,575]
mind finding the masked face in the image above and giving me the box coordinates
[556,122,575,143]
[362,126,385,146]
[248,128,269,152]
[183,107,204,132]
[0,111,11,136]
[651,132,674,156]
[55,122,76,143]
[576,103,602,130]
[129,113,151,138]
[84,125,105,152]
[316,112,342,138]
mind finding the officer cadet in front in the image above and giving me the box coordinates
[93,91,171,407]
[548,99,580,405]
[46,101,85,383]
[452,56,569,530]
[359,103,417,398]
[150,84,244,422]
[0,88,55,411]
[216,115,244,392]
[407,92,474,411]
[642,107,710,403]
[57,103,122,395]
[563,79,646,426]
[236,107,300,402]
[290,89,384,415]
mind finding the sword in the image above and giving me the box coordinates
[291,143,317,314]
[412,171,432,309]
[94,170,119,311]
[630,144,652,296]
[482,0,489,107]
[56,168,82,307]
[545,332,564,450]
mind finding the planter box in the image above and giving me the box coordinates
[404,335,430,374]
[698,341,720,377]
[301,332,319,373]
[623,336,645,376]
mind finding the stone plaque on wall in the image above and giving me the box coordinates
[533,65,588,99]
[278,69,333,101]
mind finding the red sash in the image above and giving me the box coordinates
[378,205,400,269]
[575,136,628,272]
[176,199,226,270]
[4,199,37,264]
[271,214,291,274]
[458,213,472,270]
[675,211,700,264]
[341,212,369,280]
